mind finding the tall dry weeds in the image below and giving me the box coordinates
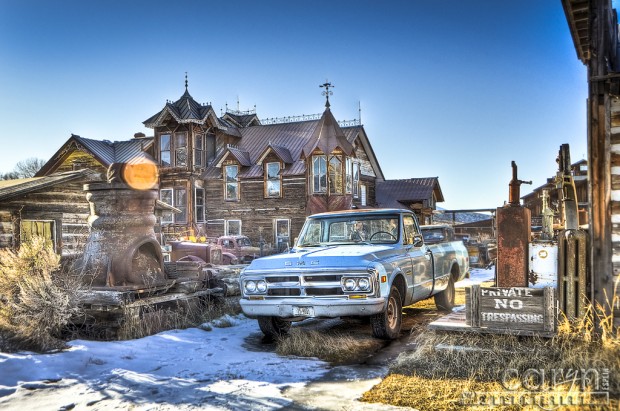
[0,236,84,352]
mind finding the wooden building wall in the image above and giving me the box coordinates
[0,181,90,256]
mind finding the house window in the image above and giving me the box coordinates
[225,165,239,200]
[175,132,188,167]
[206,133,216,164]
[175,188,187,223]
[360,184,367,206]
[312,155,327,193]
[353,162,360,198]
[346,158,353,194]
[160,189,174,223]
[20,220,56,251]
[275,219,290,252]
[194,134,204,169]
[160,134,171,166]
[195,188,205,223]
[329,155,343,194]
[265,162,281,198]
[159,188,187,224]
[226,220,241,236]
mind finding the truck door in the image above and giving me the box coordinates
[404,214,434,301]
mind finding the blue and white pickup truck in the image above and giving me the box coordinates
[239,208,469,339]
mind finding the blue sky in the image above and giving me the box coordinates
[0,0,588,210]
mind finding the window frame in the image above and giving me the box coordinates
[311,155,328,193]
[160,188,174,224]
[159,187,188,224]
[274,218,290,251]
[328,155,343,194]
[224,164,240,201]
[195,187,205,223]
[265,162,282,198]
[174,132,188,167]
[353,162,361,198]
[226,219,242,236]
[194,134,204,169]
[160,133,171,166]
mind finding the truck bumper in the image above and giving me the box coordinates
[240,297,386,319]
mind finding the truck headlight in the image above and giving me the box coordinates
[256,280,267,293]
[341,276,372,293]
[245,280,257,293]
[358,278,370,291]
[344,278,356,291]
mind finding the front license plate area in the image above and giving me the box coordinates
[292,306,315,317]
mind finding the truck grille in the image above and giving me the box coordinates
[261,273,353,298]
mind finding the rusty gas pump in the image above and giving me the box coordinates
[496,161,532,287]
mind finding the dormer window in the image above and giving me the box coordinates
[160,134,171,166]
[175,132,187,167]
[225,165,239,200]
[329,155,343,194]
[265,162,281,198]
[312,155,327,193]
[194,134,204,169]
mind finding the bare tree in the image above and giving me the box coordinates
[0,158,45,180]
[14,158,46,178]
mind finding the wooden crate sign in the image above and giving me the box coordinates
[466,285,556,335]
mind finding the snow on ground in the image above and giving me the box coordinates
[0,267,497,411]
[0,315,329,410]
[455,266,495,288]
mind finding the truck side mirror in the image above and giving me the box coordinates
[413,234,424,247]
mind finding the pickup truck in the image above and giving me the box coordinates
[239,208,469,339]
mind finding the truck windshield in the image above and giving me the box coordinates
[297,215,400,247]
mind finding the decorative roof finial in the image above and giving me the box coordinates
[185,72,188,91]
[319,80,333,108]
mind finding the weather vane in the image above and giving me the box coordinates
[319,80,334,108]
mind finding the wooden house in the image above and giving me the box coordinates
[375,177,444,225]
[142,84,386,248]
[0,169,98,256]
[563,0,620,328]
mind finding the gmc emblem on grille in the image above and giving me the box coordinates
[297,261,305,266]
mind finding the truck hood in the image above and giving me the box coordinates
[244,244,396,271]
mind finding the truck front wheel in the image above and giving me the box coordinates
[371,286,402,339]
[257,316,291,339]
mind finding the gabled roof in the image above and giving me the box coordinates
[216,146,252,167]
[36,134,154,177]
[375,178,444,209]
[256,143,295,165]
[0,169,98,201]
[143,88,220,128]
[302,107,354,157]
[222,113,261,128]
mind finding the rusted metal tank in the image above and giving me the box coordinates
[77,182,166,287]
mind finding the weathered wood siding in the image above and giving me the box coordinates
[205,157,307,247]
[0,181,90,256]
[609,97,620,325]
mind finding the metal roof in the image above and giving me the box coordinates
[36,134,155,177]
[143,89,219,128]
[0,170,98,201]
[375,178,444,208]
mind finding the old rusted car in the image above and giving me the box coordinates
[215,235,275,264]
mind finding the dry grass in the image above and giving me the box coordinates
[276,327,385,364]
[362,297,620,411]
[118,296,241,340]
[0,237,85,352]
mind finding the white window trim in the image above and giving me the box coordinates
[265,162,282,198]
[160,188,174,224]
[225,219,242,236]
[225,165,240,201]
[195,187,206,223]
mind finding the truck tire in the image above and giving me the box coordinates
[434,275,455,311]
[257,316,291,339]
[370,286,402,340]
